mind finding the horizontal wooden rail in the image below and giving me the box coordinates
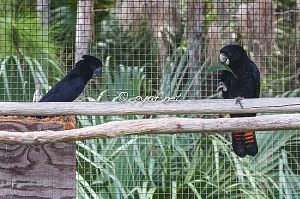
[0,113,299,144]
[0,98,300,116]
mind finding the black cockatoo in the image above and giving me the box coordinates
[218,44,260,158]
[39,55,102,102]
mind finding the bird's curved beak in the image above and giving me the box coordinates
[93,67,102,78]
[219,53,230,65]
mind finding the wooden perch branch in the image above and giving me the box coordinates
[0,114,299,144]
[0,98,299,116]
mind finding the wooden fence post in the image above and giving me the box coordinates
[0,116,76,199]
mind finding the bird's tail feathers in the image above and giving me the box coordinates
[232,132,247,158]
[244,131,258,156]
[232,131,258,158]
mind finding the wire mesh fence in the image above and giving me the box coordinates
[0,0,299,198]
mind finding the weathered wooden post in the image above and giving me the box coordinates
[0,116,76,199]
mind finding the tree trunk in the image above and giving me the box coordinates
[0,116,76,198]
[186,0,203,98]
[236,0,275,80]
[36,0,50,102]
[75,0,94,62]
[36,0,49,29]
[297,0,300,36]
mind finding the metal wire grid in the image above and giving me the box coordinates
[0,0,299,198]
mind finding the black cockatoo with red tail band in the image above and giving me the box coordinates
[218,44,260,158]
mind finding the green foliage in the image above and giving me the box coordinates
[0,56,61,101]
[207,62,236,78]
[160,46,189,99]
[76,130,300,199]
[0,0,61,101]
[94,19,154,74]
[160,44,216,99]
[49,2,77,48]
[50,0,117,59]
[76,56,152,126]
[84,56,152,102]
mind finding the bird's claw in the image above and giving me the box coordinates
[235,97,244,109]
[217,82,227,92]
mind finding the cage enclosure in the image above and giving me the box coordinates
[0,0,299,198]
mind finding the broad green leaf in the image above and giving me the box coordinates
[207,62,236,78]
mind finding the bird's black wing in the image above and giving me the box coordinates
[220,70,235,99]
[250,62,260,98]
[39,76,85,102]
